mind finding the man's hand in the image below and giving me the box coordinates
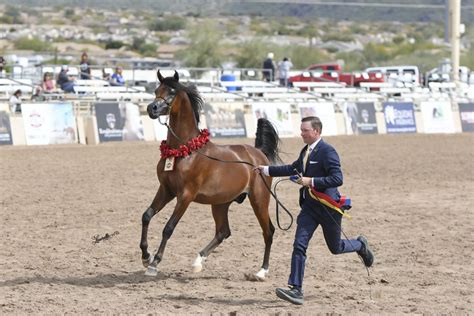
[296,176,312,187]
[253,165,265,174]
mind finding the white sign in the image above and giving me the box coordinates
[22,103,77,145]
[420,101,455,133]
[298,102,338,136]
[251,102,293,137]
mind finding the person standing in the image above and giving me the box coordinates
[9,89,22,113]
[262,52,276,82]
[254,116,374,305]
[79,52,91,80]
[278,57,293,87]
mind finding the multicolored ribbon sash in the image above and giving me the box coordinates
[308,187,352,219]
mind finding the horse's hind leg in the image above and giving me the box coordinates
[192,202,232,273]
[248,186,275,281]
[140,186,174,268]
[145,191,194,276]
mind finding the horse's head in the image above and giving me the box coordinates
[147,70,180,119]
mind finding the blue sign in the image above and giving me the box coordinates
[383,102,417,133]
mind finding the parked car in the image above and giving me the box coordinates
[288,63,384,87]
[365,65,421,86]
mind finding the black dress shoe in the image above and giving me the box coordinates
[357,235,374,267]
[275,286,304,305]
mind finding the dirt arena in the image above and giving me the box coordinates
[1,133,473,315]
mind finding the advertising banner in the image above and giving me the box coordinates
[0,111,12,145]
[343,102,378,134]
[204,102,246,138]
[383,102,417,133]
[251,102,293,137]
[22,103,77,145]
[95,102,144,142]
[420,101,454,133]
[298,102,338,136]
[458,103,474,132]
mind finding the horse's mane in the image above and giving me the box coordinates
[162,77,203,124]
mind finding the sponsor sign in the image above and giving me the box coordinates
[0,111,12,145]
[383,102,417,133]
[343,102,378,134]
[458,103,474,132]
[204,102,246,138]
[22,103,77,145]
[95,102,144,142]
[298,102,338,136]
[251,102,293,137]
[420,101,454,133]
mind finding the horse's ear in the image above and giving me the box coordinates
[157,70,164,83]
[174,70,179,82]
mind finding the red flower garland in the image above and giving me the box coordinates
[160,129,210,159]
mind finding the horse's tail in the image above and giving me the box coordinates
[255,118,282,165]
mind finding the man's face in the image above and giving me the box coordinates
[300,121,320,144]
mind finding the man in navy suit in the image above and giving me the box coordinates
[255,116,374,305]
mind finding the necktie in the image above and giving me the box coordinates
[303,146,311,172]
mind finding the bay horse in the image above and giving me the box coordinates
[140,70,281,280]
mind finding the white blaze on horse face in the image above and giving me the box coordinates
[192,254,207,273]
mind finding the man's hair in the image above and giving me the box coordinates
[301,116,322,132]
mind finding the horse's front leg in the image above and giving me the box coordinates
[140,186,174,268]
[145,191,194,276]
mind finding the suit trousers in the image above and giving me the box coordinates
[288,200,362,289]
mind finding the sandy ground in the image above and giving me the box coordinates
[1,133,473,315]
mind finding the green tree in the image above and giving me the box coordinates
[14,37,51,52]
[149,16,186,31]
[176,21,223,68]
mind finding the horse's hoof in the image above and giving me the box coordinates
[144,266,158,277]
[191,254,206,273]
[254,268,269,281]
[142,255,154,268]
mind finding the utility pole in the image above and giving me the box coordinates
[449,0,461,84]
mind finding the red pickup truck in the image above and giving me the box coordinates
[288,63,385,87]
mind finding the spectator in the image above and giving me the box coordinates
[111,66,125,86]
[79,52,91,79]
[102,68,111,81]
[262,52,276,82]
[57,65,75,93]
[42,72,56,93]
[0,56,5,78]
[31,86,45,101]
[278,57,293,87]
[9,89,22,113]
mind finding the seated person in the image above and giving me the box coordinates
[42,72,56,93]
[111,66,125,86]
[56,65,75,93]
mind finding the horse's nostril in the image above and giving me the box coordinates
[153,104,158,111]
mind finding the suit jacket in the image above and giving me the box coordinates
[268,139,343,207]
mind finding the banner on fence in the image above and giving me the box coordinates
[22,102,77,145]
[458,103,474,132]
[95,102,144,142]
[251,102,293,137]
[204,102,246,138]
[383,102,417,133]
[420,101,454,133]
[343,102,378,134]
[0,111,12,145]
[298,102,338,136]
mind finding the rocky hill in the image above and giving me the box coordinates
[0,0,473,23]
